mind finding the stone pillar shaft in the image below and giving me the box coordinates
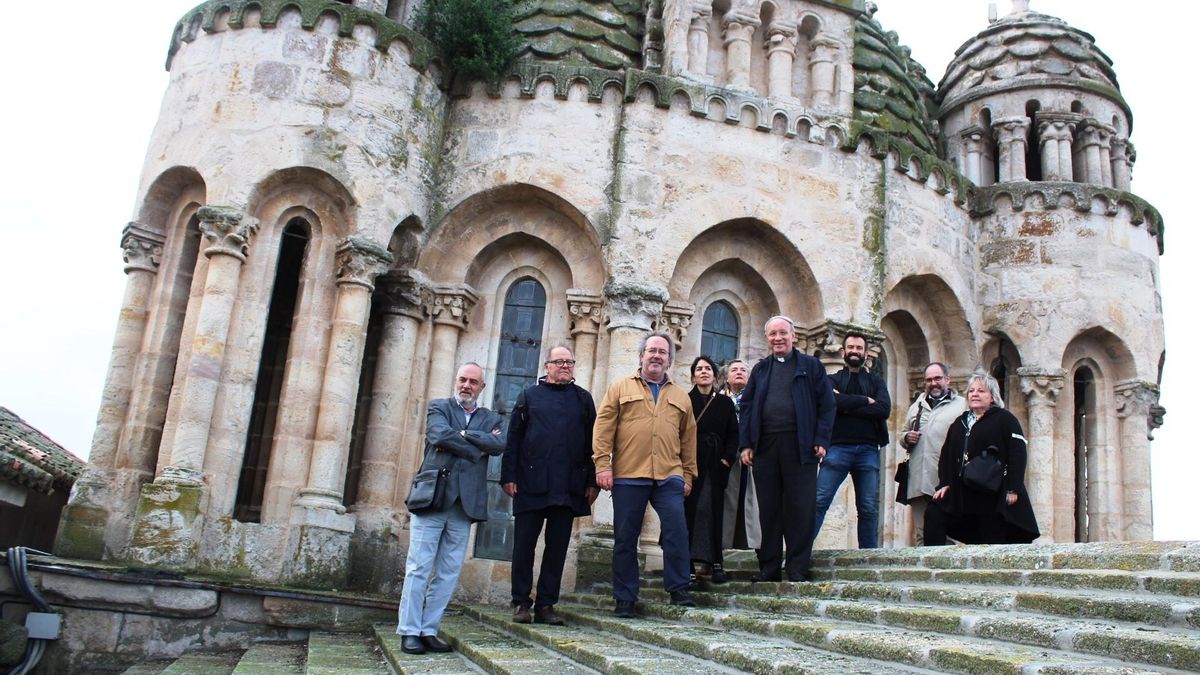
[686,6,712,77]
[809,35,840,108]
[423,285,479,406]
[568,290,603,392]
[1038,118,1077,181]
[1115,380,1157,541]
[1019,367,1065,540]
[994,116,1029,182]
[1111,139,1133,191]
[961,127,985,185]
[765,30,796,99]
[722,18,757,89]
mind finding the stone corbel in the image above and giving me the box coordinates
[334,237,394,291]
[567,289,604,336]
[603,279,669,331]
[375,269,431,319]
[427,284,479,330]
[121,222,166,274]
[1017,366,1066,405]
[197,205,258,261]
[656,300,696,350]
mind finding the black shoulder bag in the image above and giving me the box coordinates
[961,444,1005,494]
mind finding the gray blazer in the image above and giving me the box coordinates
[417,397,506,522]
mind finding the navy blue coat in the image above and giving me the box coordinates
[501,378,597,516]
[417,398,506,522]
[738,349,836,465]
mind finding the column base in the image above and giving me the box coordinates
[125,479,206,570]
[55,471,115,560]
[348,505,402,594]
[283,502,356,589]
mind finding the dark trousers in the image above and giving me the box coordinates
[511,505,575,607]
[753,431,818,578]
[924,500,1009,545]
[611,478,690,602]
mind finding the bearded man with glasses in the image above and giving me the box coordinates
[502,345,598,625]
[900,362,968,545]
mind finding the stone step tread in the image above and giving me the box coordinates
[806,542,1200,573]
[306,632,388,674]
[438,611,606,674]
[460,604,747,674]
[809,566,1200,597]
[232,642,306,674]
[373,624,487,674]
[120,662,174,675]
[624,587,1200,672]
[157,653,243,674]
[560,598,1178,675]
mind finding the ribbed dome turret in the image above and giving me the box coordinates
[513,0,643,69]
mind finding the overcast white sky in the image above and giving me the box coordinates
[0,1,1193,539]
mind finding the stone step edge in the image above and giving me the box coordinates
[576,586,1200,673]
[373,624,487,674]
[231,642,306,674]
[552,598,1164,675]
[462,602,934,675]
[305,631,389,674]
[440,611,605,674]
[805,542,1200,574]
[806,566,1200,598]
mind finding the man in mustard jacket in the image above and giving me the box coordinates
[594,330,698,618]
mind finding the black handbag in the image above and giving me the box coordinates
[405,465,452,514]
[894,459,910,505]
[961,445,1005,493]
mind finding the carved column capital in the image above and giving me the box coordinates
[807,320,886,368]
[765,26,798,54]
[121,222,166,274]
[1076,119,1115,148]
[992,115,1030,142]
[567,289,604,336]
[427,284,479,330]
[655,300,696,349]
[334,237,393,291]
[809,33,842,61]
[197,206,258,262]
[690,0,713,21]
[960,125,987,150]
[603,279,668,331]
[376,269,431,319]
[1037,112,1081,141]
[721,14,760,44]
[1114,379,1165,440]
[1017,366,1067,405]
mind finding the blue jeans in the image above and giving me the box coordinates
[813,444,881,549]
[396,501,473,636]
[611,477,690,602]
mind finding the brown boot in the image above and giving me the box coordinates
[534,604,565,626]
[512,603,532,623]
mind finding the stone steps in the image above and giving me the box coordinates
[231,643,306,674]
[304,632,389,674]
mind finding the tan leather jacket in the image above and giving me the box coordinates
[593,371,697,485]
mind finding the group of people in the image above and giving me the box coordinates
[394,316,1039,654]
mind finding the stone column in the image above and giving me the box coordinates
[567,289,603,392]
[722,14,759,90]
[764,26,797,99]
[1038,114,1078,181]
[686,1,713,79]
[1077,120,1114,186]
[423,285,480,406]
[57,224,164,559]
[1114,380,1159,541]
[808,34,841,108]
[993,116,1030,182]
[1018,367,1065,540]
[657,300,695,383]
[960,126,986,185]
[348,269,429,592]
[1111,138,1133,191]
[127,206,257,569]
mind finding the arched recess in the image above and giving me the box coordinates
[117,167,207,484]
[981,332,1025,427]
[877,308,929,547]
[1055,327,1137,542]
[682,257,780,368]
[883,275,975,378]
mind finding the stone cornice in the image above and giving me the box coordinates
[937,76,1130,127]
[972,183,1165,254]
[166,0,436,73]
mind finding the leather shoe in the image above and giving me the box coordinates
[534,605,565,625]
[669,590,696,607]
[787,570,813,582]
[613,600,637,618]
[512,603,532,623]
[710,566,730,584]
[400,635,426,655]
[421,635,453,653]
[751,571,781,582]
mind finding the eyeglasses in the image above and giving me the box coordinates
[547,359,577,367]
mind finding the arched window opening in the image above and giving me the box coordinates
[700,301,740,365]
[1073,366,1097,542]
[989,356,1009,404]
[235,219,310,522]
[1070,100,1083,114]
[475,277,547,561]
[1025,100,1043,181]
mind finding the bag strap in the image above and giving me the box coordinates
[695,391,717,425]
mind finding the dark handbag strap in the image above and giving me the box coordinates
[695,392,717,425]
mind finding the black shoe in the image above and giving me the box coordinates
[401,634,426,655]
[422,635,453,653]
[710,566,730,584]
[689,573,698,589]
[787,570,813,583]
[512,603,532,623]
[751,571,781,582]
[614,600,637,618]
[669,590,696,607]
[534,605,565,625]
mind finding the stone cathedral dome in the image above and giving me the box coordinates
[513,0,644,68]
[936,0,1127,116]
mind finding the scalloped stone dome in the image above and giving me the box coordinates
[513,0,643,69]
[937,3,1125,113]
[853,11,940,155]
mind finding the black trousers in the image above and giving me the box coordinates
[924,500,1009,545]
[753,431,818,578]
[511,505,575,607]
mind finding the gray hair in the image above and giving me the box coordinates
[544,344,574,361]
[637,330,676,366]
[965,370,1004,409]
[764,315,796,333]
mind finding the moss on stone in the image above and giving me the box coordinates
[928,646,1026,674]
[879,606,963,633]
[1015,592,1172,625]
[1073,630,1200,671]
[972,617,1060,648]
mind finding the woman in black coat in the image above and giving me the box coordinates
[685,356,739,583]
[926,371,1039,545]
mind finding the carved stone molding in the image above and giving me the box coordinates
[604,279,669,331]
[1076,119,1115,148]
[567,289,603,336]
[375,269,431,319]
[334,237,393,291]
[805,320,886,362]
[121,222,166,274]
[1017,366,1067,406]
[197,206,258,262]
[427,284,479,330]
[655,300,696,349]
[1114,379,1164,438]
[1036,112,1081,141]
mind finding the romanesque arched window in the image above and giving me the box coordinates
[700,300,739,365]
[475,277,547,561]
[235,218,310,522]
[1073,365,1097,542]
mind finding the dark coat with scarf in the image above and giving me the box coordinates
[935,406,1039,543]
[501,378,597,516]
[829,366,891,445]
[738,349,836,464]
